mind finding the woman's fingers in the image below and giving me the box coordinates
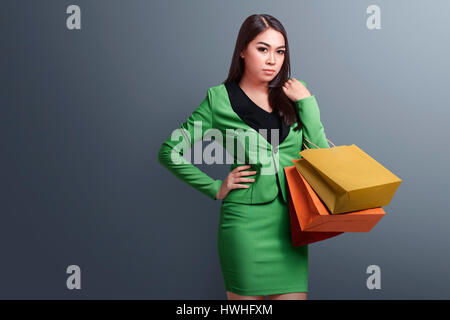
[233,164,251,172]
[237,170,257,177]
[236,177,255,183]
[228,165,257,190]
[232,173,255,183]
[231,183,251,189]
[285,78,300,86]
[284,79,293,89]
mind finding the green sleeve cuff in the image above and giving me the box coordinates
[295,95,315,105]
[210,179,223,200]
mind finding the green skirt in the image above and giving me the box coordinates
[217,192,308,296]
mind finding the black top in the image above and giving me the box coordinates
[225,80,289,197]
[224,80,290,149]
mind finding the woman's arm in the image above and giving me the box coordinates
[288,79,330,150]
[296,92,330,150]
[157,92,223,200]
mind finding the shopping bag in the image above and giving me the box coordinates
[294,138,402,214]
[286,162,386,232]
[287,186,343,246]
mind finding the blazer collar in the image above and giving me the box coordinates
[221,81,292,151]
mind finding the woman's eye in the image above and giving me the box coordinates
[258,47,285,55]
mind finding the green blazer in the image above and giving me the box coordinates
[157,80,329,204]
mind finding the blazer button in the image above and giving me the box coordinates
[273,146,278,154]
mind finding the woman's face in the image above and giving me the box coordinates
[240,28,286,84]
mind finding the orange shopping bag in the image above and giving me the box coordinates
[287,188,343,246]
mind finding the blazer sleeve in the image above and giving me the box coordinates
[296,80,330,150]
[157,90,223,200]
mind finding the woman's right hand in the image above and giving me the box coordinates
[215,165,257,200]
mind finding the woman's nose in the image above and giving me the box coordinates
[267,53,275,64]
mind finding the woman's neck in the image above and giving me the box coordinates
[238,75,269,96]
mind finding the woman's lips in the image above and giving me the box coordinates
[263,69,275,75]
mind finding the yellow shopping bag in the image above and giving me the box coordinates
[293,138,402,214]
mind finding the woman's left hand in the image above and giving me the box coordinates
[282,77,311,102]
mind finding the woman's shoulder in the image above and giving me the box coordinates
[206,82,227,95]
[204,82,228,105]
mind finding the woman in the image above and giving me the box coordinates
[157,14,329,300]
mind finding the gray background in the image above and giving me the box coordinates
[1,0,449,299]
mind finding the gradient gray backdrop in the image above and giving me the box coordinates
[1,0,449,299]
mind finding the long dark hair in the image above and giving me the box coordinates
[223,14,302,131]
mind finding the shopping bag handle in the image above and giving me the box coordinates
[303,137,336,149]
